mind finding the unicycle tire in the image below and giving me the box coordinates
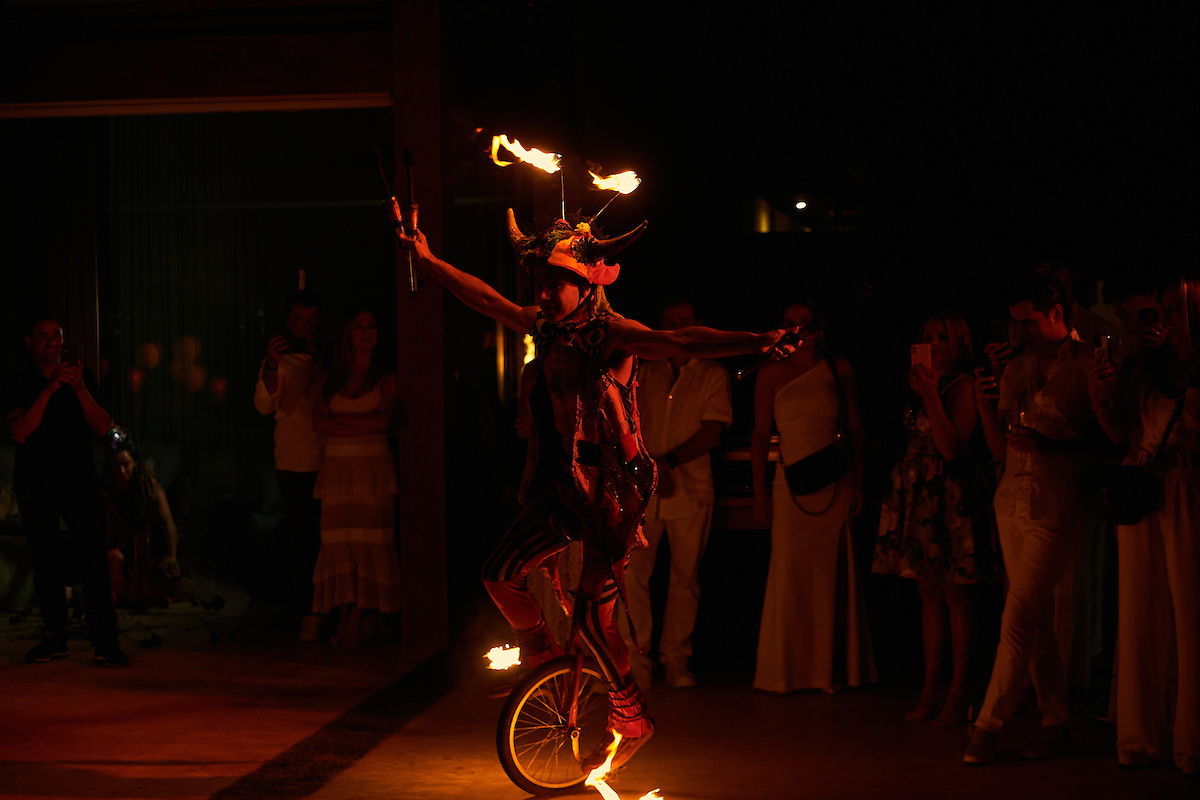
[496,655,611,795]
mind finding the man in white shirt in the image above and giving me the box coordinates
[254,291,325,639]
[626,299,733,688]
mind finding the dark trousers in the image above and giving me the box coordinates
[16,475,118,645]
[277,470,321,616]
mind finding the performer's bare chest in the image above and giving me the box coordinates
[542,343,585,444]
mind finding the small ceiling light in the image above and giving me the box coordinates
[795,201,807,209]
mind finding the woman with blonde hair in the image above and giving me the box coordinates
[874,312,997,726]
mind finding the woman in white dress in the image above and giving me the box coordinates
[1090,277,1199,777]
[751,301,877,693]
[311,309,402,650]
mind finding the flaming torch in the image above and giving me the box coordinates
[584,731,663,800]
[491,134,566,218]
[589,168,642,223]
[484,644,521,671]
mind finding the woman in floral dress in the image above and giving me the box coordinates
[873,313,997,725]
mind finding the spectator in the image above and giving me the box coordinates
[102,435,182,608]
[1090,274,1198,778]
[254,290,325,640]
[626,298,733,689]
[311,309,401,650]
[4,315,126,666]
[873,313,997,725]
[965,269,1102,764]
[752,300,876,694]
[1046,259,1120,691]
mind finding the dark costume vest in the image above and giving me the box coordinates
[521,310,657,563]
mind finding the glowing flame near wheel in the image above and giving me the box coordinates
[584,731,663,800]
[484,645,521,670]
[584,733,622,800]
[491,135,562,174]
[589,170,641,194]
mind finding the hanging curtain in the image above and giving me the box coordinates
[101,110,395,511]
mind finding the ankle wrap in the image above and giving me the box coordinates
[608,679,647,728]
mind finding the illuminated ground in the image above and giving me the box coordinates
[1,589,1194,800]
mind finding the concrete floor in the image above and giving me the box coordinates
[1,586,1194,800]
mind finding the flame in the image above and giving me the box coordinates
[584,732,622,800]
[584,733,663,800]
[590,170,641,194]
[484,645,521,671]
[491,134,561,174]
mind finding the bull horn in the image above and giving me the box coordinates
[506,208,531,251]
[587,220,648,262]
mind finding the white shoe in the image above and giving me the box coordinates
[664,658,697,689]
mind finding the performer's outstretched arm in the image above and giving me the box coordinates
[402,230,537,333]
[609,318,791,361]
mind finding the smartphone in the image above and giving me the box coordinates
[283,335,307,354]
[1093,333,1112,363]
[911,343,932,374]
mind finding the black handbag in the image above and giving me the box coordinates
[784,442,850,496]
[1098,396,1184,525]
[782,358,851,500]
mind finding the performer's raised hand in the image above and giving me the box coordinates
[397,227,433,264]
[761,327,801,359]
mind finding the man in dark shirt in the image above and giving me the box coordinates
[4,316,126,666]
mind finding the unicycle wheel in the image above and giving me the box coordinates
[496,655,611,795]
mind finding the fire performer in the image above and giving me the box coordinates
[398,212,794,772]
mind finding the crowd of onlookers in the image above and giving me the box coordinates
[733,265,1196,774]
[594,262,1195,775]
[4,265,1196,778]
[2,290,403,667]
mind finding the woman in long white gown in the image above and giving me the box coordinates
[751,301,877,693]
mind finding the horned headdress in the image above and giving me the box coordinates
[506,209,647,286]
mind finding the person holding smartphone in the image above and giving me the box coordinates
[873,313,996,726]
[254,289,325,640]
[965,269,1103,765]
[4,314,125,666]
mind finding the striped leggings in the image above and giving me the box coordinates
[481,480,633,691]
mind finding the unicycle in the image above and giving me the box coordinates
[496,649,612,795]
